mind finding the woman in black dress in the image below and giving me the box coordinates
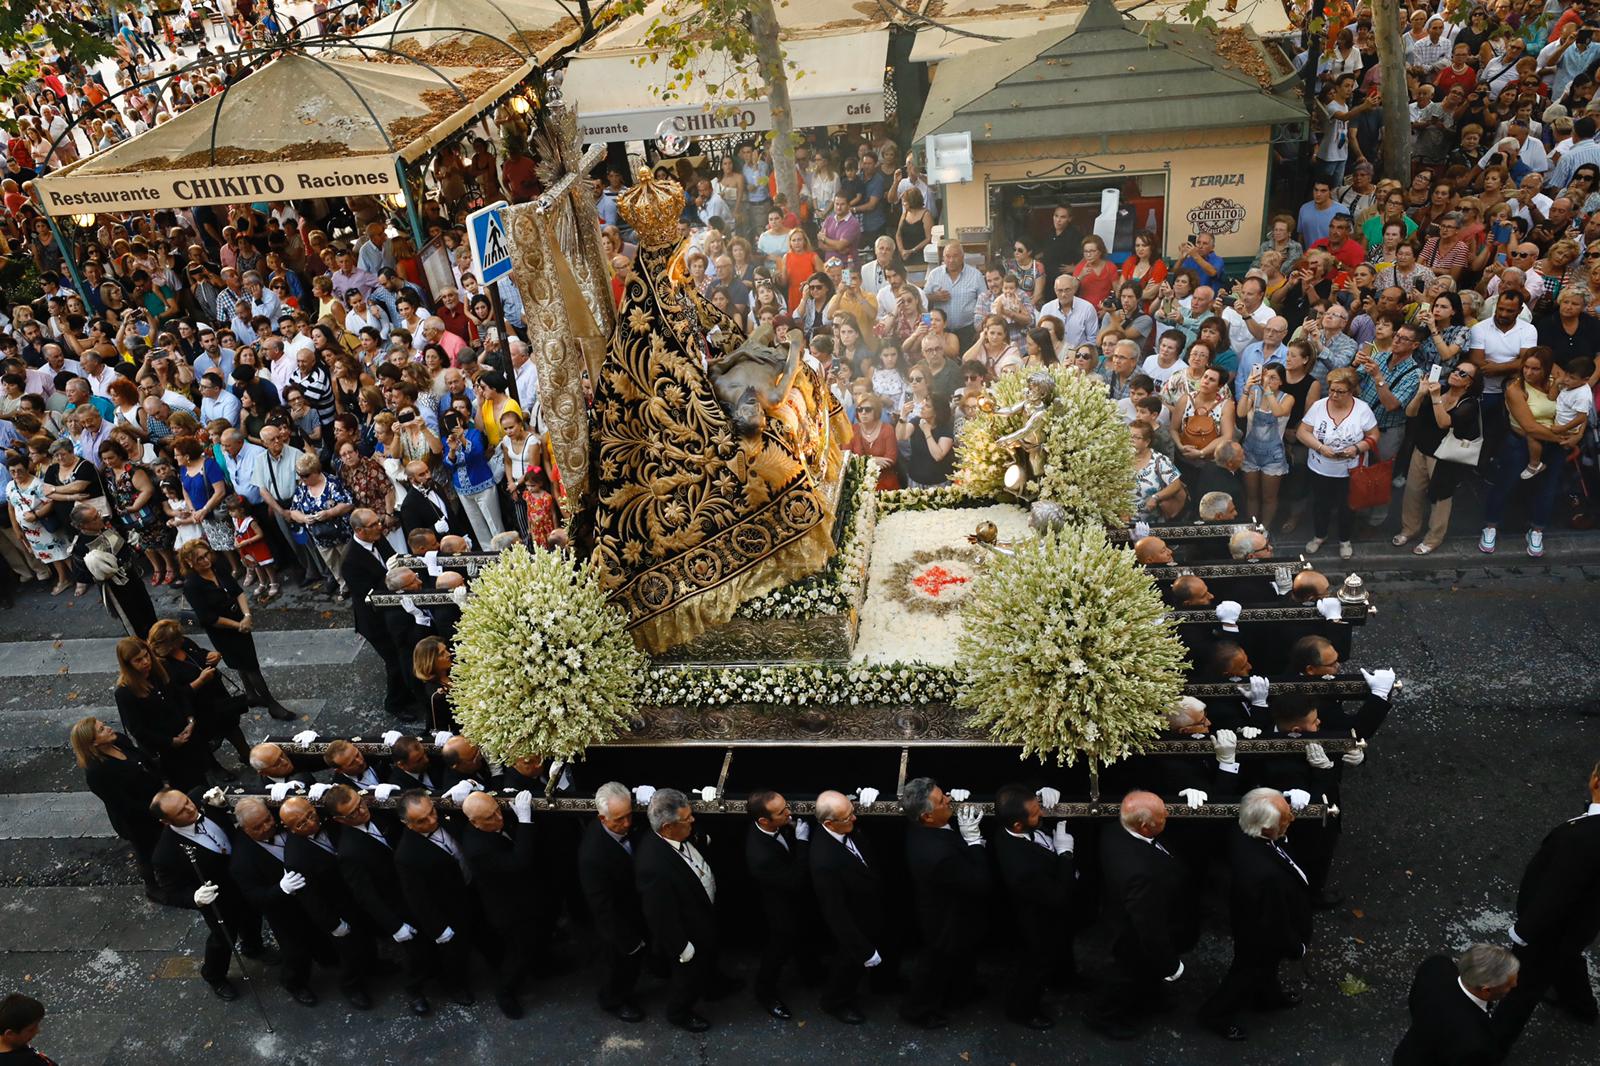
[147,619,251,773]
[113,637,212,791]
[411,635,458,734]
[70,716,165,899]
[177,540,292,719]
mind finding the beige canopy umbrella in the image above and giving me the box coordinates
[348,0,578,57]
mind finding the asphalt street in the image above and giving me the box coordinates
[0,547,1597,1065]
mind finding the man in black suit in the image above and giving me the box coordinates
[148,787,268,1000]
[323,740,387,791]
[228,797,327,1006]
[1493,762,1600,1039]
[635,788,726,1032]
[387,736,445,792]
[459,789,540,1018]
[1194,641,1273,732]
[992,783,1074,1030]
[397,461,471,544]
[810,789,891,1025]
[1085,790,1196,1040]
[577,781,648,1022]
[247,742,319,794]
[744,789,820,1020]
[440,736,500,792]
[898,777,991,1029]
[393,789,499,1007]
[1198,788,1313,1041]
[1287,636,1396,740]
[340,507,417,719]
[1393,945,1518,1065]
[324,784,433,1016]
[278,795,379,1010]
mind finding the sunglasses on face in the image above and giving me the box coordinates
[909,375,926,383]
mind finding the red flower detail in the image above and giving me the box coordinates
[911,565,969,598]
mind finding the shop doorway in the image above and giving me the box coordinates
[987,170,1168,263]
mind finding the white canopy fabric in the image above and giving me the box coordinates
[565,29,891,143]
[344,0,576,57]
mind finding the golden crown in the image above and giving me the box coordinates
[618,168,685,250]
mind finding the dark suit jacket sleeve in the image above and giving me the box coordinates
[1123,870,1179,977]
[634,844,690,959]
[340,845,405,936]
[747,830,809,894]
[579,831,644,949]
[929,838,993,898]
[230,846,289,917]
[1013,847,1075,912]
[1515,827,1600,950]
[150,836,201,910]
[812,857,875,964]
[396,845,451,939]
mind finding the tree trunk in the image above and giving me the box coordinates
[748,0,800,212]
[1370,0,1412,182]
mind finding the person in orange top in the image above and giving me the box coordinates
[777,228,827,312]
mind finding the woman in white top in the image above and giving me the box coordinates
[1295,365,1378,560]
[809,154,840,215]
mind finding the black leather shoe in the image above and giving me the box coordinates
[825,1005,866,1025]
[345,987,372,1011]
[607,1001,644,1023]
[408,997,432,1017]
[762,998,792,1020]
[287,985,318,1006]
[1312,890,1345,910]
[496,992,524,1019]
[670,1012,711,1033]
[1011,1013,1055,1030]
[208,978,239,1001]
[266,702,296,721]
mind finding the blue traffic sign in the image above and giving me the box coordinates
[467,201,512,285]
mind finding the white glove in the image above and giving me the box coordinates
[432,731,453,746]
[268,781,305,802]
[193,882,220,907]
[697,785,718,803]
[372,783,400,801]
[1133,520,1151,539]
[1239,726,1262,740]
[1362,667,1396,699]
[435,926,455,944]
[202,786,228,808]
[392,923,415,943]
[1305,742,1334,770]
[1283,788,1311,811]
[1212,729,1238,766]
[1316,596,1343,622]
[512,790,533,823]
[331,920,350,938]
[631,784,655,805]
[1164,961,1185,982]
[442,779,483,804]
[794,819,811,842]
[1341,747,1366,767]
[308,783,331,801]
[955,805,983,845]
[1214,600,1242,627]
[678,940,696,964]
[1051,823,1074,853]
[1036,786,1061,810]
[1247,675,1271,706]
[292,729,318,744]
[948,788,971,803]
[381,730,404,746]
[423,550,443,576]
[278,871,306,895]
[433,516,450,534]
[857,787,880,807]
[1178,788,1208,809]
[864,949,882,968]
[451,585,468,606]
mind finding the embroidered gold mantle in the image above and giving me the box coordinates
[591,176,842,654]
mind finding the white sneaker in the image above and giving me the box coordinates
[1519,463,1545,481]
[1304,537,1325,554]
[1339,541,1354,559]
[1526,529,1545,557]
[1479,527,1497,554]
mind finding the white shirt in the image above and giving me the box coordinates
[1038,296,1100,347]
[172,817,232,855]
[1458,978,1492,1014]
[1140,354,1182,386]
[1302,397,1379,477]
[1468,317,1539,394]
[664,836,716,901]
[1222,302,1273,354]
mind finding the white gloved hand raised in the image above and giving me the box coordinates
[1052,823,1075,853]
[1305,742,1334,770]
[202,786,228,808]
[1239,726,1262,739]
[1283,788,1311,811]
[1247,675,1271,706]
[278,871,306,895]
[435,926,455,944]
[442,779,483,805]
[948,788,971,803]
[856,787,880,807]
[193,882,220,907]
[793,819,811,842]
[864,949,882,968]
[451,585,468,606]
[1214,600,1242,627]
[512,790,533,823]
[372,783,400,801]
[392,923,416,943]
[1316,596,1344,622]
[697,785,718,804]
[1362,667,1396,699]
[268,781,305,802]
[292,729,318,744]
[631,784,655,805]
[955,804,984,845]
[1341,747,1366,767]
[308,783,331,801]
[1165,961,1185,982]
[1036,786,1061,810]
[1212,729,1238,766]
[1178,788,1208,809]
[678,940,696,964]
[331,920,350,938]
[432,731,454,747]
[381,729,404,747]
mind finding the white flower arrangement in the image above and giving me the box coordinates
[955,365,1135,527]
[878,483,982,516]
[450,544,647,761]
[641,660,958,708]
[955,523,1187,767]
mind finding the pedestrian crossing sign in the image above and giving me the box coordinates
[467,201,513,285]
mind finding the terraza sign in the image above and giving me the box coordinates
[39,158,401,212]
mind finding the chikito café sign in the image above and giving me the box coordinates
[38,156,402,212]
[579,93,884,143]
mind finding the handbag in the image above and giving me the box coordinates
[1346,451,1394,510]
[1432,428,1482,466]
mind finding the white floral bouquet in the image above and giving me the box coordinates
[956,523,1186,767]
[955,365,1135,526]
[641,660,958,708]
[451,544,646,761]
[877,483,979,516]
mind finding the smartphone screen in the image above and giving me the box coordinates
[1495,252,1508,266]
[921,313,932,326]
